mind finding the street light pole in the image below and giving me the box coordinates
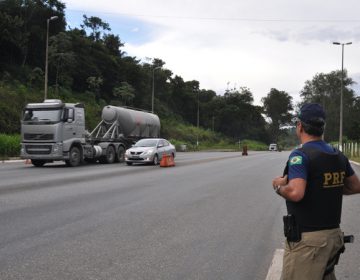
[44,16,58,101]
[333,41,352,151]
[151,66,161,113]
[197,90,199,147]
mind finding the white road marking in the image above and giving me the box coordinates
[265,249,284,280]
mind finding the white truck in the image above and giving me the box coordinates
[20,99,160,167]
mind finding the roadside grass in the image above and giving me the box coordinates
[350,156,360,164]
[161,118,268,152]
[0,134,21,159]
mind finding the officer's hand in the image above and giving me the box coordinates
[272,175,288,188]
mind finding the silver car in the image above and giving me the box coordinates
[125,138,176,165]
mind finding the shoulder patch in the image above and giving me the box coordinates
[289,156,303,166]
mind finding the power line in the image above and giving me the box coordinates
[67,9,360,23]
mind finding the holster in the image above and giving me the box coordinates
[283,214,301,242]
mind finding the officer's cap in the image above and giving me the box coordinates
[298,103,326,127]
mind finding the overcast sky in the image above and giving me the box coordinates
[63,0,360,105]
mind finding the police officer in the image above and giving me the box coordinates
[272,103,360,280]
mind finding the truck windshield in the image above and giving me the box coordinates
[23,109,63,123]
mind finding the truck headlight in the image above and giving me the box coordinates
[53,143,63,153]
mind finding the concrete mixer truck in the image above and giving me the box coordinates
[20,99,161,167]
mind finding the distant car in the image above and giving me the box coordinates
[125,138,176,165]
[269,143,278,151]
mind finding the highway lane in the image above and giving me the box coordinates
[0,152,359,279]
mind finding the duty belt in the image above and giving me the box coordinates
[300,224,339,233]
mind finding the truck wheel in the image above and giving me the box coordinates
[66,146,81,167]
[115,146,125,163]
[100,146,115,164]
[153,154,159,165]
[31,159,46,167]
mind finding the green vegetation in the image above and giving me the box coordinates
[1,0,360,159]
[0,134,21,159]
[350,157,360,163]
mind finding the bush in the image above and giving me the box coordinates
[0,134,21,158]
[240,139,268,151]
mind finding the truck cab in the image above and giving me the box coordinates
[21,99,85,166]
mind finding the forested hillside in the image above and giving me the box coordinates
[1,0,360,146]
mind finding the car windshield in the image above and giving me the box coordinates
[134,139,158,147]
[23,109,63,123]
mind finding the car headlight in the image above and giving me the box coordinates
[143,149,154,155]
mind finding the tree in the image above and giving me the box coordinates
[103,34,124,57]
[0,0,66,71]
[347,96,360,141]
[300,70,355,142]
[27,67,44,88]
[0,10,26,68]
[210,88,267,141]
[48,32,75,90]
[112,82,135,106]
[81,15,110,41]
[87,76,103,100]
[262,88,293,142]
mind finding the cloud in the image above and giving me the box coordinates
[63,0,360,104]
[257,25,360,44]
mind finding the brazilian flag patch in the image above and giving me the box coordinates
[289,156,303,166]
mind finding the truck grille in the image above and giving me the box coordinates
[24,133,54,141]
[25,145,52,155]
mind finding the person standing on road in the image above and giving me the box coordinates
[272,103,360,280]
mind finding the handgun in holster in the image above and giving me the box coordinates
[324,234,354,276]
[283,214,301,242]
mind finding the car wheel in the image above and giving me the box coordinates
[126,162,133,165]
[153,154,159,165]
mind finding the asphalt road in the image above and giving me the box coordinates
[0,151,359,280]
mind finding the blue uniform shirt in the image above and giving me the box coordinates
[288,140,354,181]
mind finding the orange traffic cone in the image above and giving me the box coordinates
[160,154,168,167]
[160,154,175,167]
[167,154,175,167]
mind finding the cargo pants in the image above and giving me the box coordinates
[281,228,344,280]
